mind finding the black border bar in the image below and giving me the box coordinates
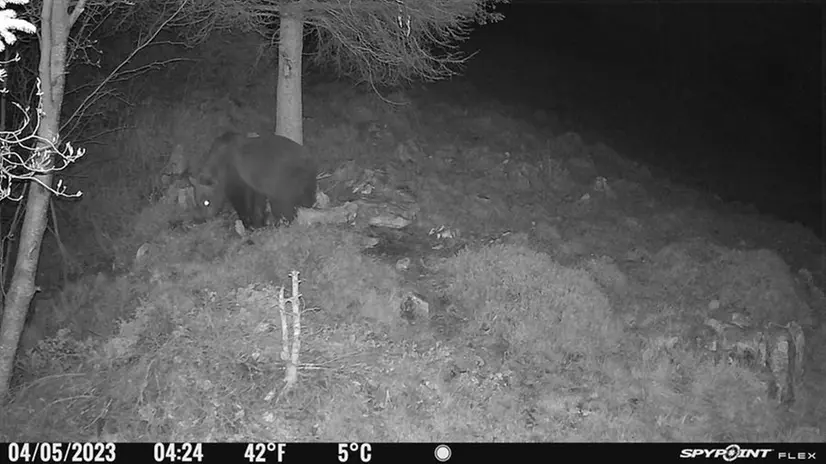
[2,442,823,464]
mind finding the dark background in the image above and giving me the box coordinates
[458,3,822,236]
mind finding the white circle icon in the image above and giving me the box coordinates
[434,444,452,462]
[723,444,741,462]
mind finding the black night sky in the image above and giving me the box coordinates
[459,3,823,236]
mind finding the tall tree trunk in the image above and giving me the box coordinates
[0,0,81,399]
[275,6,304,144]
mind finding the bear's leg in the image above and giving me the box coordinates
[268,195,298,226]
[225,169,261,230]
[248,190,268,229]
[298,175,317,209]
[240,187,270,230]
[227,186,253,229]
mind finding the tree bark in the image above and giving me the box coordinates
[0,0,78,399]
[275,6,304,145]
[0,179,51,398]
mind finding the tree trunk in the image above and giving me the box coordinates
[0,179,51,397]
[275,6,304,145]
[0,0,78,399]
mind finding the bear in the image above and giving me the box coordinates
[189,131,318,229]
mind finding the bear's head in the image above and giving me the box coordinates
[188,172,225,220]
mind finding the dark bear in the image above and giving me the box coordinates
[189,131,318,229]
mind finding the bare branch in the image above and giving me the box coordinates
[61,0,191,132]
[68,0,87,26]
[1,76,86,201]
[72,124,129,146]
[0,7,36,52]
[173,0,506,87]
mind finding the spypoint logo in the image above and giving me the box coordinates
[680,444,773,462]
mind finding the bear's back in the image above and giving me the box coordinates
[236,134,315,182]
[242,133,306,156]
